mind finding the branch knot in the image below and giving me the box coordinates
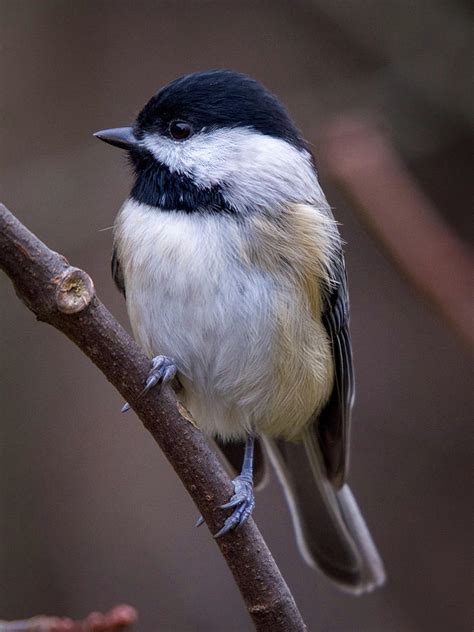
[55,267,95,314]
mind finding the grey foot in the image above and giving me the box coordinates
[213,475,255,538]
[121,355,177,412]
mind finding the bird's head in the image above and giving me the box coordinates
[94,70,319,214]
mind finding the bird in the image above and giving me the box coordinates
[94,69,385,594]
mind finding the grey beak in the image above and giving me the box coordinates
[93,126,137,150]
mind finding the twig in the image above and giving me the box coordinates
[0,203,307,632]
[321,116,474,348]
[0,604,137,632]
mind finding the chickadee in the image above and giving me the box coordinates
[94,70,385,594]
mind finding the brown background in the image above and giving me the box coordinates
[1,1,472,631]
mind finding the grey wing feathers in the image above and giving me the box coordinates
[263,244,385,592]
[318,252,355,487]
[111,247,126,297]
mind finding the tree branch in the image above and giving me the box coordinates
[0,604,138,631]
[0,203,307,632]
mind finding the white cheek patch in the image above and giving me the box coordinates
[141,127,326,213]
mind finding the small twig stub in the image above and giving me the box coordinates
[55,267,95,314]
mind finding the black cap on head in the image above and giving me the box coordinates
[134,70,306,150]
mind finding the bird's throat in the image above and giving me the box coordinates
[129,149,234,214]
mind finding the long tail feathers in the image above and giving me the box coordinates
[263,431,385,594]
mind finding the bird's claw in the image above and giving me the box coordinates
[121,355,177,412]
[213,475,255,538]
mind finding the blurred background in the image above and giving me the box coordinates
[1,1,472,631]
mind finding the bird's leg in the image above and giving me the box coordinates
[213,434,256,538]
[121,355,177,412]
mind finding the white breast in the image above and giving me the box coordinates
[115,199,279,438]
[114,199,334,441]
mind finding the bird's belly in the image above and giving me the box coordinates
[116,202,333,440]
[125,256,278,438]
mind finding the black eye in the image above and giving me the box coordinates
[169,121,193,141]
